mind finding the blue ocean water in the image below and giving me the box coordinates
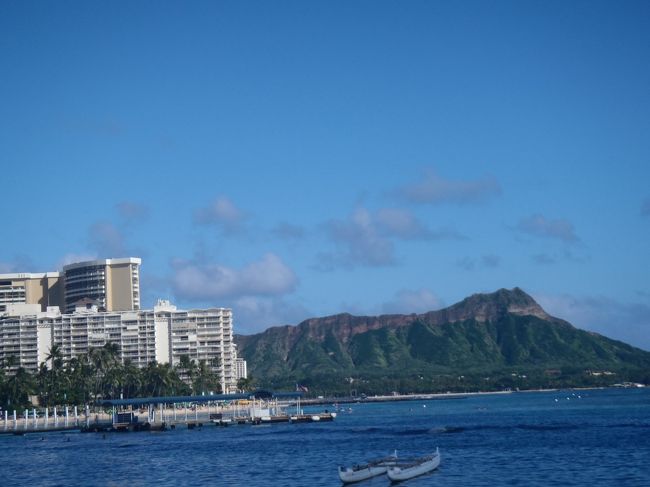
[1,388,649,486]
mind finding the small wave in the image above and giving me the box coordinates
[515,424,578,431]
[349,427,384,434]
[608,423,650,429]
[395,428,433,436]
[424,423,583,435]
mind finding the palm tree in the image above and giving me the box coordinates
[41,345,65,405]
[4,367,34,409]
[45,344,64,370]
[237,375,255,392]
[67,355,94,404]
[121,360,142,399]
[142,362,185,397]
[176,355,198,392]
[193,360,220,395]
[89,343,121,399]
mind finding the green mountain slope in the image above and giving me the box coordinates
[235,288,650,394]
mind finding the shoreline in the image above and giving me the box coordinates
[292,386,623,407]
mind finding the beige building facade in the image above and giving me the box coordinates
[0,272,64,313]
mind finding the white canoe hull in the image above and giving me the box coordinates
[338,465,388,483]
[386,449,440,482]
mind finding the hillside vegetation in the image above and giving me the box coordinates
[236,288,650,394]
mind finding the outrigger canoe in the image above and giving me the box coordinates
[386,447,440,482]
[338,452,398,484]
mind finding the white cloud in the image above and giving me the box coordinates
[535,292,650,351]
[641,197,650,217]
[382,288,443,314]
[272,222,306,240]
[481,254,500,268]
[457,254,501,271]
[398,170,501,205]
[232,296,311,334]
[194,196,247,232]
[320,206,463,269]
[376,208,431,239]
[116,201,150,223]
[516,214,579,243]
[323,207,396,268]
[88,221,126,257]
[532,253,556,265]
[173,253,298,301]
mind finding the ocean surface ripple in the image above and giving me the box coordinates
[1,388,649,486]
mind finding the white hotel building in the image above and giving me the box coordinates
[0,300,238,393]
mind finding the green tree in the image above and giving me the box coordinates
[237,375,255,392]
[193,360,220,395]
[3,366,35,409]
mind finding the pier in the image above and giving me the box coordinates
[94,390,335,432]
[0,405,84,435]
[1,390,335,435]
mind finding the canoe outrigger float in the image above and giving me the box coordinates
[338,451,398,484]
[386,447,440,482]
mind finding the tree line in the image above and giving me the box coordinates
[0,344,223,410]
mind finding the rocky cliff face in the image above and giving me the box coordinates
[424,287,551,324]
[237,287,552,349]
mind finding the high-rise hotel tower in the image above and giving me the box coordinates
[62,258,141,313]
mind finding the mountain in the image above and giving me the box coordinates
[235,288,650,394]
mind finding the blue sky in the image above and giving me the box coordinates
[1,1,649,349]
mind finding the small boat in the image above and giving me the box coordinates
[338,452,397,484]
[386,448,440,482]
[211,418,232,426]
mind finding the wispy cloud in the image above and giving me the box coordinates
[319,206,464,270]
[321,207,396,269]
[535,292,650,351]
[382,288,443,314]
[532,253,556,265]
[397,170,501,205]
[481,254,501,268]
[641,197,650,217]
[232,296,310,333]
[272,222,306,241]
[457,254,501,271]
[516,214,579,243]
[88,221,127,257]
[172,253,298,301]
[531,250,587,266]
[376,208,465,240]
[193,196,248,233]
[116,201,150,223]
[61,116,125,137]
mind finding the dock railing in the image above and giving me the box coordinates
[1,406,82,433]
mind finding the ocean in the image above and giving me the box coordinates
[1,388,649,486]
